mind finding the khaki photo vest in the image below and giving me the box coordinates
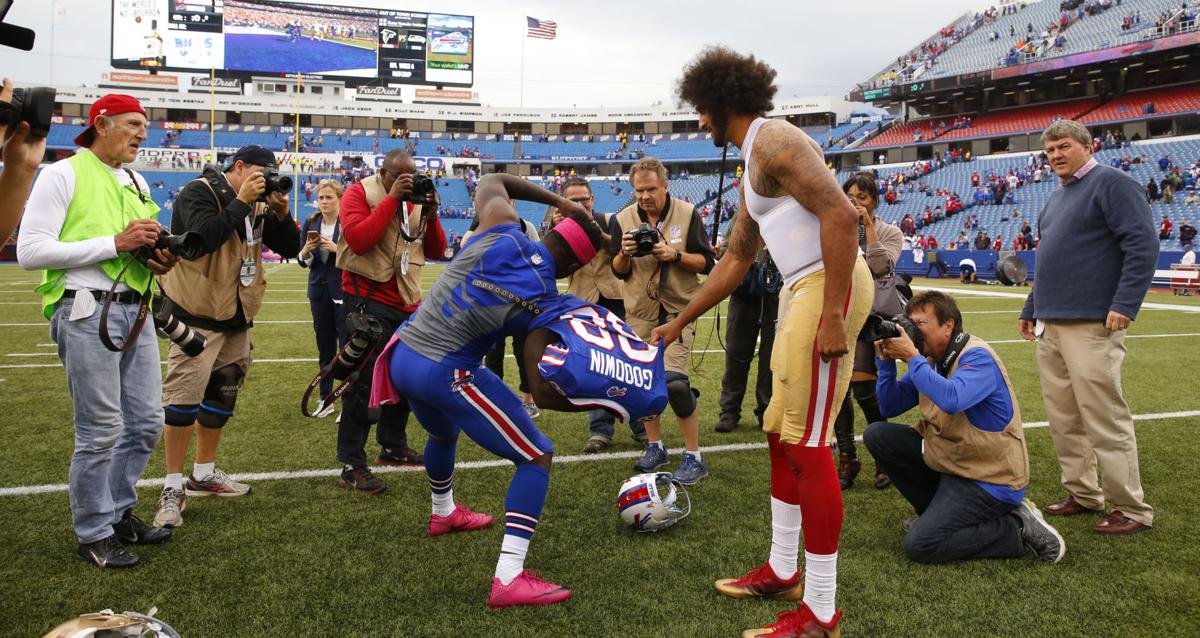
[615,198,700,322]
[335,174,429,305]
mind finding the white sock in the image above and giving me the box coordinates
[192,462,215,480]
[431,488,455,517]
[803,551,839,624]
[648,440,665,451]
[685,450,703,462]
[164,473,184,491]
[494,535,531,585]
[768,497,802,580]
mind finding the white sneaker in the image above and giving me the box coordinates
[153,487,187,528]
[523,401,541,419]
[314,399,336,418]
[186,466,251,497]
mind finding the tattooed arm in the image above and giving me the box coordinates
[755,120,860,360]
[649,186,760,347]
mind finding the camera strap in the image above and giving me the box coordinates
[300,348,372,418]
[98,258,154,353]
[936,331,971,376]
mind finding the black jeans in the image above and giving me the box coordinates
[585,295,646,442]
[863,421,1023,564]
[717,292,778,427]
[309,292,346,397]
[485,334,529,393]
[336,295,411,467]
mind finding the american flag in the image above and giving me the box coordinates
[527,17,557,40]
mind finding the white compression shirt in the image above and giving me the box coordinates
[741,117,825,287]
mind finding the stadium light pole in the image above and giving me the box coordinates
[519,26,526,107]
[208,66,216,160]
[293,72,302,220]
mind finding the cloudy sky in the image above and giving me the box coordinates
[4,0,987,107]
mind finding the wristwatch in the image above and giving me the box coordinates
[672,249,682,264]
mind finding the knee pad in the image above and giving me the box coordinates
[665,371,699,418]
[197,365,243,429]
[165,404,200,427]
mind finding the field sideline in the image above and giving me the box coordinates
[0,262,1197,637]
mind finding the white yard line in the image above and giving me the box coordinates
[1,409,1195,497]
[920,286,1200,313]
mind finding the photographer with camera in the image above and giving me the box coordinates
[552,177,647,453]
[863,290,1065,564]
[332,148,445,493]
[17,93,179,567]
[713,246,779,435]
[0,77,50,240]
[150,144,300,528]
[610,157,715,485]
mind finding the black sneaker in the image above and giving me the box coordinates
[113,509,172,545]
[376,447,425,466]
[339,465,387,494]
[582,438,610,454]
[714,415,739,433]
[75,535,139,568]
[1012,499,1066,563]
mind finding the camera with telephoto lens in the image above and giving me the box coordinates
[133,228,205,265]
[0,85,55,140]
[330,313,383,380]
[258,166,293,202]
[629,222,659,257]
[860,313,925,353]
[403,172,436,202]
[152,297,207,357]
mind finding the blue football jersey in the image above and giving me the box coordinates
[537,305,667,423]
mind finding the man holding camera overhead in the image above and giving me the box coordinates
[151,144,300,529]
[18,93,179,567]
[332,148,445,494]
[610,157,715,485]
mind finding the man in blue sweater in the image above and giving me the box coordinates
[865,291,1065,564]
[1019,119,1157,536]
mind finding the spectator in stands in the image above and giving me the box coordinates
[332,149,446,492]
[298,180,345,412]
[1020,119,1157,536]
[1186,190,1199,206]
[1146,178,1160,202]
[1160,215,1173,240]
[1180,221,1197,248]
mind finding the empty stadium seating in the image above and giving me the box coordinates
[1080,85,1200,124]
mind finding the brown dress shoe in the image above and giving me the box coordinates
[1093,510,1150,535]
[837,453,860,491]
[1044,495,1101,516]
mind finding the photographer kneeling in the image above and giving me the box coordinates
[863,291,1065,564]
[151,145,300,528]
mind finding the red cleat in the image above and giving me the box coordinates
[487,569,573,608]
[428,503,494,537]
[714,562,804,600]
[742,603,842,638]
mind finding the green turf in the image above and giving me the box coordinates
[0,263,1198,637]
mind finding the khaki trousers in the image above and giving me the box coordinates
[1037,319,1152,526]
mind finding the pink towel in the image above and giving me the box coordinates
[369,334,403,408]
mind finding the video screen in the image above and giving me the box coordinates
[110,0,474,86]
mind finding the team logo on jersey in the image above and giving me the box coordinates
[531,253,544,265]
[606,386,628,398]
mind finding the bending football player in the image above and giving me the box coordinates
[372,173,665,608]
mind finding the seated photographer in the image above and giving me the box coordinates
[17,93,179,567]
[0,78,49,240]
[151,144,300,528]
[863,291,1065,564]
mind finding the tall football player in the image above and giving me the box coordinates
[656,47,873,638]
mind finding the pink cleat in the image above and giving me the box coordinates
[428,503,494,537]
[487,569,573,608]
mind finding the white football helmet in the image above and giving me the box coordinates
[617,472,692,532]
[41,609,180,638]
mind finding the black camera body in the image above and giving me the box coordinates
[258,167,293,202]
[0,85,55,139]
[629,222,659,257]
[860,313,925,353]
[403,172,436,202]
[133,229,204,265]
[331,313,384,380]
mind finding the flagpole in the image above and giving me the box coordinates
[293,72,302,220]
[520,20,526,108]
[209,66,216,159]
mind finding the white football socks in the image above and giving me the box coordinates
[648,440,665,451]
[431,488,455,517]
[192,462,215,481]
[685,450,703,462]
[768,496,802,580]
[164,473,184,491]
[494,535,530,585]
[803,551,839,624]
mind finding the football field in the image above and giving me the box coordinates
[0,262,1197,637]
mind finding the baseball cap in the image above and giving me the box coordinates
[74,94,147,147]
[226,144,278,170]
